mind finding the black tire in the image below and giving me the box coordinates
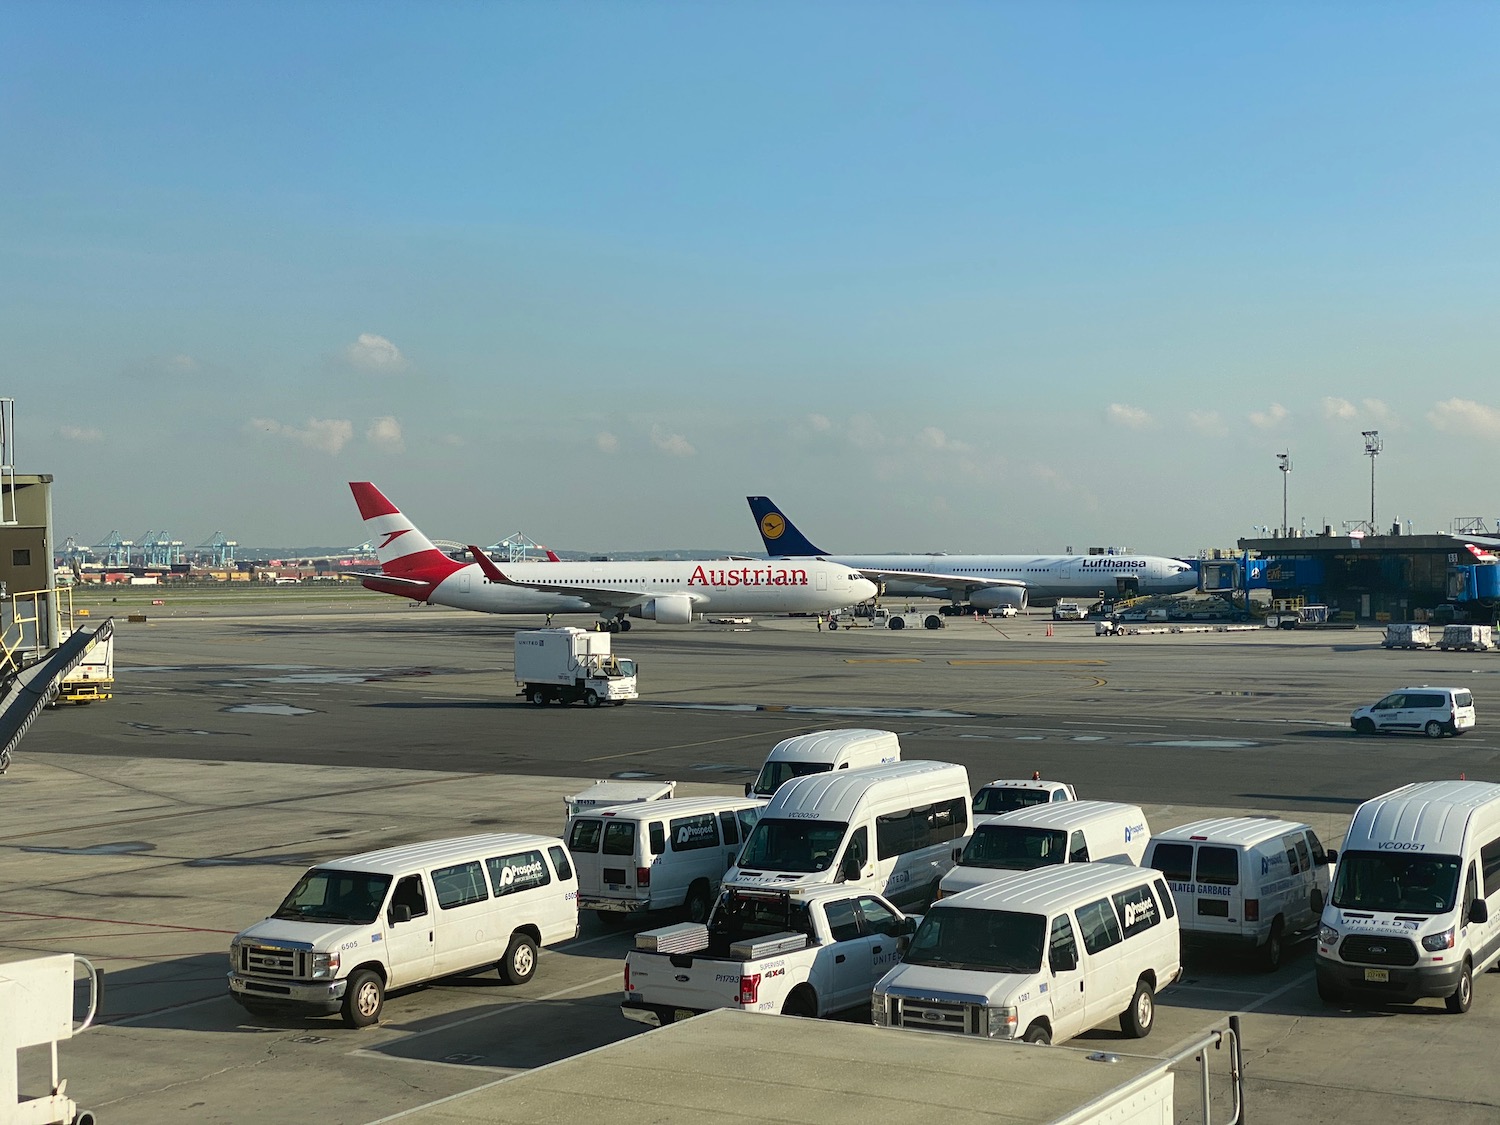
[340,968,384,1028]
[1022,1021,1051,1045]
[1316,971,1346,1005]
[924,615,943,630]
[1354,718,1376,736]
[500,933,539,985]
[1425,720,1445,739]
[781,986,817,1018]
[527,688,545,705]
[683,881,713,925]
[620,619,632,632]
[827,620,838,630]
[1260,918,1285,972]
[888,616,905,630]
[584,689,601,708]
[1445,960,1473,1014]
[1119,977,1155,1038]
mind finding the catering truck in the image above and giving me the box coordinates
[515,627,637,706]
[621,884,918,1025]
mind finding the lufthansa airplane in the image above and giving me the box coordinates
[350,483,877,630]
[746,496,1198,612]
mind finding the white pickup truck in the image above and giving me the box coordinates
[621,884,918,1026]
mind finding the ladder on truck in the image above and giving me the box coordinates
[1,954,101,1125]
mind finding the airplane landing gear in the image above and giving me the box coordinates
[600,616,632,633]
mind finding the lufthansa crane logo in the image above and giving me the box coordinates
[760,513,786,540]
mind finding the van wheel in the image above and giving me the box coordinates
[1120,977,1155,1038]
[1022,1021,1051,1045]
[781,986,817,1018]
[1445,960,1473,1014]
[584,689,601,708]
[1260,918,1285,973]
[500,933,538,985]
[1425,720,1445,739]
[527,689,545,705]
[1354,718,1376,736]
[340,969,384,1028]
[683,882,713,925]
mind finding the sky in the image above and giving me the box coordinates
[5,2,1499,556]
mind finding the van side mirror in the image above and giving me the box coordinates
[390,904,413,924]
[899,916,918,936]
[840,853,861,883]
[744,782,754,798]
[1052,947,1078,973]
[1325,849,1338,865]
[1470,899,1489,924]
[953,847,962,863]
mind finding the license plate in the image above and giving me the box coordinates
[673,1008,696,1022]
[1364,968,1389,983]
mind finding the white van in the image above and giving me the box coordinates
[970,777,1078,819]
[727,761,971,912]
[873,863,1181,1045]
[567,796,764,924]
[939,802,1150,899]
[1317,780,1500,1013]
[745,728,902,799]
[1146,817,1334,971]
[1349,685,1476,738]
[228,833,578,1027]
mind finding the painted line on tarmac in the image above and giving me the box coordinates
[1160,968,1313,1059]
[948,659,1108,666]
[844,658,924,664]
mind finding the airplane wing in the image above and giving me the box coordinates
[465,547,670,610]
[856,568,1027,593]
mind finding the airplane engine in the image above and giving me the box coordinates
[969,586,1028,612]
[629,595,695,624]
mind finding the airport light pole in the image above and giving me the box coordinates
[1363,430,1382,532]
[1277,452,1291,537]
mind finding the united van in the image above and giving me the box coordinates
[873,863,1182,1045]
[1146,817,1334,971]
[567,796,764,924]
[726,761,971,911]
[938,801,1150,899]
[744,728,902,799]
[1317,780,1500,1013]
[228,833,578,1027]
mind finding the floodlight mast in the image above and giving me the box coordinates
[1277,452,1291,537]
[1362,431,1382,531]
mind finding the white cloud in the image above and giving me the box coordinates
[59,424,102,442]
[344,333,406,373]
[1105,403,1153,430]
[1322,396,1357,420]
[916,425,970,452]
[649,424,696,457]
[1186,410,1226,436]
[246,416,354,454]
[1362,398,1393,423]
[807,413,832,432]
[366,416,404,453]
[845,414,886,450]
[1429,398,1500,440]
[596,431,620,454]
[1249,403,1289,429]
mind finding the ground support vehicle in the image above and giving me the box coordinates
[1052,601,1086,621]
[2,953,101,1125]
[621,885,916,1026]
[515,627,637,707]
[747,728,901,800]
[53,626,114,704]
[563,779,677,820]
[828,607,944,630]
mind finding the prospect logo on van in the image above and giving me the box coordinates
[675,822,717,845]
[499,860,546,886]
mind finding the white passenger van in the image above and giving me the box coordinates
[1317,780,1500,1013]
[726,761,971,912]
[745,728,902,799]
[1146,817,1334,971]
[939,801,1150,900]
[229,833,578,1027]
[1349,686,1476,738]
[873,863,1181,1045]
[567,796,764,924]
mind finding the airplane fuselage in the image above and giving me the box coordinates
[822,553,1198,602]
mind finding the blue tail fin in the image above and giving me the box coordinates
[746,496,827,556]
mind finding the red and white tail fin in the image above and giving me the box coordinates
[349,482,464,583]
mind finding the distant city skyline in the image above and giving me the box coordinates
[8,4,1499,555]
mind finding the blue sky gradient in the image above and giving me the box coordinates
[5,3,1498,553]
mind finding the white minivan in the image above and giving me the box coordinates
[938,802,1150,899]
[1146,817,1334,971]
[1317,780,1500,1013]
[1350,686,1475,738]
[745,728,902,799]
[229,833,578,1027]
[727,761,971,912]
[873,863,1182,1045]
[567,796,764,924]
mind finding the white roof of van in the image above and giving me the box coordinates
[322,833,565,876]
[577,796,763,822]
[976,778,1067,792]
[764,761,968,822]
[938,863,1157,912]
[766,728,899,761]
[1343,781,1500,855]
[982,800,1143,830]
[1151,817,1310,848]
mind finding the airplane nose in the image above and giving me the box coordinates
[852,576,879,601]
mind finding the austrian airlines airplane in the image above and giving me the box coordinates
[350,483,877,630]
[746,496,1198,611]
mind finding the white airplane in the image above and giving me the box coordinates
[350,483,878,630]
[747,496,1199,613]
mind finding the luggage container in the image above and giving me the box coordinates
[1382,623,1434,650]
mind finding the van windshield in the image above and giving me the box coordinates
[960,825,1068,871]
[972,788,1050,815]
[905,907,1045,974]
[274,868,392,926]
[736,817,849,873]
[751,761,832,798]
[1332,851,1461,914]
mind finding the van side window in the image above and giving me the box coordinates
[1306,830,1328,866]
[1075,898,1123,954]
[1152,877,1176,919]
[547,845,573,882]
[602,821,637,857]
[719,811,740,846]
[1048,915,1079,972]
[824,898,862,942]
[855,895,902,937]
[1292,835,1312,874]
[846,826,869,870]
[1464,862,1479,918]
[1111,884,1160,937]
[487,850,552,896]
[432,861,487,909]
[389,874,428,922]
[1068,831,1089,864]
[670,813,720,852]
[1051,790,1069,802]
[1481,838,1500,897]
[1282,835,1303,875]
[876,798,968,859]
[1149,843,1193,884]
[1196,846,1240,886]
[736,807,760,841]
[569,819,602,853]
[649,822,666,855]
